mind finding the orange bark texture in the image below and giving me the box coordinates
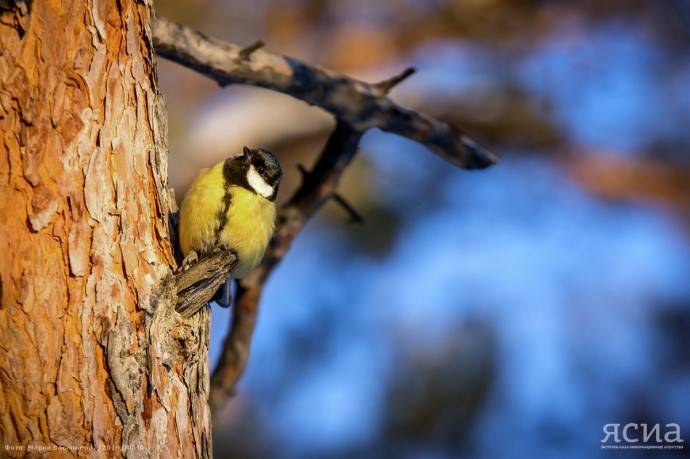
[0,1,210,457]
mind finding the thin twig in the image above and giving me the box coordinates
[331,193,364,224]
[296,164,309,178]
[236,40,265,62]
[372,66,416,95]
[296,164,362,223]
[151,16,498,170]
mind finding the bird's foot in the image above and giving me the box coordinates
[179,250,199,272]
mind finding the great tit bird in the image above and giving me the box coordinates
[178,146,283,305]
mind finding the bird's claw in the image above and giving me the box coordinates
[179,250,199,272]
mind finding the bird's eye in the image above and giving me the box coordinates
[257,167,265,175]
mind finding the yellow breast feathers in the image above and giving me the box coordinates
[217,186,276,278]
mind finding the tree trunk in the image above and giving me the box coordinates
[0,1,211,457]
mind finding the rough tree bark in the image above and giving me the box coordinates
[0,1,213,457]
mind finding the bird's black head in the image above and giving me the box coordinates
[223,146,283,201]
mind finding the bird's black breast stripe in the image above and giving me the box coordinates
[215,184,233,248]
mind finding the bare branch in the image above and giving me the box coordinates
[151,16,498,170]
[165,249,238,319]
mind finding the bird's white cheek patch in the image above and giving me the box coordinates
[247,165,273,198]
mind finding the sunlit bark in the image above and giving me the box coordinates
[0,1,211,457]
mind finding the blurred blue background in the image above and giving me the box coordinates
[157,1,690,457]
